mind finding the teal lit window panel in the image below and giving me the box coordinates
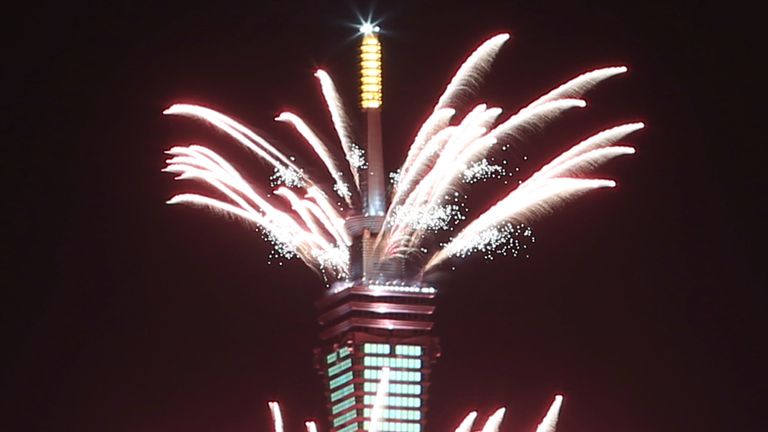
[364,369,421,382]
[332,397,356,415]
[363,343,391,354]
[363,408,422,421]
[338,423,359,432]
[339,347,351,358]
[331,384,355,402]
[334,410,358,427]
[330,371,354,389]
[363,357,422,369]
[363,395,421,408]
[328,358,353,376]
[363,421,421,432]
[395,345,423,357]
[327,352,338,364]
[363,382,421,395]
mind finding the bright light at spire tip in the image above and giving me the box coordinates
[360,22,380,34]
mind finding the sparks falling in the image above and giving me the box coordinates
[163,31,642,281]
[267,394,564,432]
[269,370,562,432]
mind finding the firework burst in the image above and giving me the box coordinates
[163,32,641,282]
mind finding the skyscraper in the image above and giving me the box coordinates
[316,283,440,432]
[315,25,441,432]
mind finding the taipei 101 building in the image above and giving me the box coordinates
[315,25,440,432]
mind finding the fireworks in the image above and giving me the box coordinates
[163,32,641,281]
[161,27,638,432]
[267,369,563,432]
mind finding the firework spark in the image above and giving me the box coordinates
[266,392,565,432]
[163,32,641,280]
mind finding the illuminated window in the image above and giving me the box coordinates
[339,347,351,358]
[363,357,421,369]
[334,410,358,427]
[364,343,391,355]
[363,408,422,421]
[363,382,421,395]
[327,352,338,364]
[328,358,352,376]
[338,423,359,432]
[330,371,354,389]
[363,421,421,432]
[331,384,355,402]
[395,345,422,357]
[363,369,421,382]
[332,397,356,415]
[363,395,421,408]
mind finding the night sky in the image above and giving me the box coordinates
[5,1,764,431]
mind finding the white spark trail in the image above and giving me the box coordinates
[385,126,457,224]
[167,194,262,226]
[383,99,586,258]
[165,149,250,194]
[525,146,635,184]
[164,160,304,236]
[435,33,511,110]
[384,105,498,252]
[315,69,363,189]
[303,199,351,247]
[420,121,639,267]
[455,411,478,432]
[172,145,242,178]
[274,187,335,249]
[395,108,456,196]
[164,166,265,225]
[166,194,315,271]
[426,178,617,270]
[165,171,316,258]
[480,408,507,432]
[429,98,586,206]
[535,395,564,432]
[165,146,348,276]
[275,112,353,205]
[306,186,351,245]
[416,105,500,204]
[163,32,639,280]
[530,122,644,183]
[269,401,284,432]
[397,105,492,206]
[528,66,628,108]
[304,421,318,432]
[489,98,586,139]
[164,104,305,184]
[368,367,390,432]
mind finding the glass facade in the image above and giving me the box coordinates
[363,395,421,408]
[362,382,421,395]
[364,343,391,354]
[334,411,357,427]
[330,371,354,389]
[395,345,422,356]
[338,423,360,432]
[325,342,430,431]
[363,357,421,369]
[363,421,421,432]
[363,369,421,382]
[362,408,422,421]
[331,384,354,402]
[332,397,356,415]
[329,358,353,376]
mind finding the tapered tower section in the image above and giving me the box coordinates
[315,25,440,432]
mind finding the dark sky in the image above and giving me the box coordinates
[5,1,764,431]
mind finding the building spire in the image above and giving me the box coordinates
[360,25,385,216]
